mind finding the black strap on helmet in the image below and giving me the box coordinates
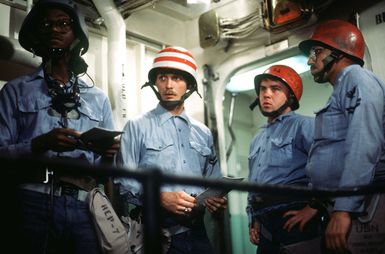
[45,39,88,76]
[313,50,342,83]
[249,91,296,111]
[141,81,201,110]
[260,99,292,118]
[249,97,259,110]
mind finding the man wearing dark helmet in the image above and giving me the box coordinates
[0,1,118,253]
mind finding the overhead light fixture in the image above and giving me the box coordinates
[262,0,313,33]
[226,54,309,93]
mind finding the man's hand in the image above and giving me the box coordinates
[160,191,197,215]
[32,128,80,153]
[86,138,120,158]
[249,220,260,245]
[204,197,227,213]
[325,211,351,252]
[283,205,318,232]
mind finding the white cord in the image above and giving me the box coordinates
[219,10,263,39]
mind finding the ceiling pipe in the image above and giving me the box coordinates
[26,0,33,12]
[226,93,236,161]
[0,35,41,81]
[92,0,128,129]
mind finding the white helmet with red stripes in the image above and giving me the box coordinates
[143,47,201,108]
[148,46,198,90]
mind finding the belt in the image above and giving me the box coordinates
[251,195,308,211]
[20,183,89,202]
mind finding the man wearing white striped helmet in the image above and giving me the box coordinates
[116,47,227,254]
[142,46,201,110]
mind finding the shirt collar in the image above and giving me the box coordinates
[24,65,45,82]
[262,111,295,127]
[276,111,295,121]
[334,64,359,89]
[26,65,88,88]
[155,103,191,127]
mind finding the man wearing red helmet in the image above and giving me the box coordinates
[247,65,322,253]
[299,19,385,252]
[116,46,227,254]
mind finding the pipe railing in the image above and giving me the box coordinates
[2,155,385,254]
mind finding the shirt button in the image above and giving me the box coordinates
[181,144,184,148]
[183,160,186,164]
[178,128,181,132]
[258,163,261,167]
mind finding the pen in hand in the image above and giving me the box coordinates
[58,121,65,128]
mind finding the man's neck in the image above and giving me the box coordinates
[168,103,185,116]
[268,108,292,123]
[329,58,356,86]
[45,57,70,82]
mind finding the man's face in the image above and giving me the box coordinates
[259,78,290,114]
[307,46,332,83]
[155,73,188,102]
[38,8,75,51]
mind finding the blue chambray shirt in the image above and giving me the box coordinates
[0,66,115,163]
[246,112,314,224]
[306,64,385,213]
[115,104,221,206]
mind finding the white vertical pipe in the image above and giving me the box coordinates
[27,0,33,12]
[92,0,128,129]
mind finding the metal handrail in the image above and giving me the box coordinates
[2,155,385,254]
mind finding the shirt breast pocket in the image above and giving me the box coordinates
[248,146,261,161]
[143,138,175,171]
[268,137,293,167]
[78,103,102,127]
[18,97,50,129]
[248,146,261,180]
[314,102,347,141]
[190,141,212,169]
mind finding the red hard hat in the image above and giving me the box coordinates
[254,65,303,110]
[299,19,365,66]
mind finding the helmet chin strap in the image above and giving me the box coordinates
[45,39,81,60]
[249,97,259,111]
[260,99,292,118]
[141,81,198,110]
[160,100,183,110]
[313,51,341,83]
[48,47,67,58]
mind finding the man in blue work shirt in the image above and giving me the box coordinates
[247,65,322,253]
[116,46,227,254]
[0,0,118,253]
[299,19,385,252]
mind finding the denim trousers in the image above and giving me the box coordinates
[256,203,322,254]
[16,189,101,254]
[167,228,214,254]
